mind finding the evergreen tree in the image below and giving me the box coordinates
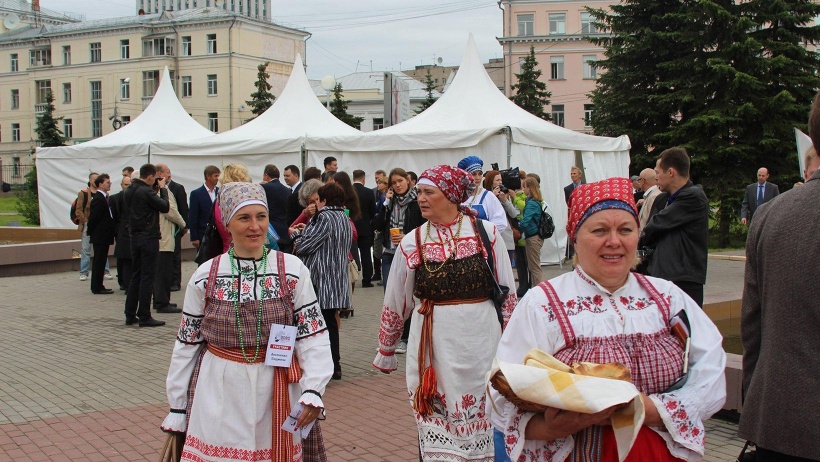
[509,46,552,121]
[245,61,275,121]
[329,83,363,129]
[414,69,438,115]
[18,91,65,225]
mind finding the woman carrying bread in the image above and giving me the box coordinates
[489,178,726,461]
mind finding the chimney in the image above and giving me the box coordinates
[32,0,40,12]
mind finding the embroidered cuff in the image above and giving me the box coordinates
[298,391,324,409]
[372,352,398,373]
[161,411,187,433]
[649,394,705,455]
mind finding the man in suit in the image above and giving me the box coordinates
[353,169,376,287]
[740,167,779,225]
[286,166,322,227]
[188,165,220,250]
[260,164,291,252]
[563,166,583,260]
[738,93,820,461]
[109,175,132,290]
[155,164,187,291]
[87,174,116,294]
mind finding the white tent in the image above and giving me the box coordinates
[306,35,631,264]
[37,66,213,227]
[150,53,361,194]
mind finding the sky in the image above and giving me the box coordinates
[40,0,504,79]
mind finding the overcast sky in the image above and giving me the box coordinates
[40,0,504,79]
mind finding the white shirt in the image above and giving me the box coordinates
[462,187,508,234]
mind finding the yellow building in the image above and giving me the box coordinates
[0,3,307,181]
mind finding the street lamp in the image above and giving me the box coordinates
[320,75,336,110]
[110,77,131,129]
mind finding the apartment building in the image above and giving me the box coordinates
[136,0,271,21]
[0,5,307,174]
[498,0,612,133]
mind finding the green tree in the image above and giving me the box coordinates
[18,91,65,225]
[509,45,552,121]
[245,61,276,121]
[414,69,438,115]
[329,83,363,129]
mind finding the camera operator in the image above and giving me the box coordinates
[122,163,170,327]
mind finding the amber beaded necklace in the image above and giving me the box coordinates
[422,213,464,273]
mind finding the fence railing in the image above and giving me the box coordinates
[1,164,33,187]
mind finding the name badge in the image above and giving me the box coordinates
[265,324,297,367]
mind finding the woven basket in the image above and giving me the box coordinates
[489,370,550,413]
[158,432,185,462]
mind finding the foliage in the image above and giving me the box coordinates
[588,0,820,246]
[329,83,364,129]
[34,91,65,147]
[16,166,39,225]
[510,45,552,121]
[415,69,438,115]
[245,61,276,121]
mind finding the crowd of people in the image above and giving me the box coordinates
[69,122,820,461]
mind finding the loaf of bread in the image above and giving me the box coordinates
[571,362,632,382]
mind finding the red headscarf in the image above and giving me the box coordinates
[566,177,638,242]
[418,165,477,216]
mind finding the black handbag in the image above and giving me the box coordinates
[737,441,756,462]
[476,219,510,326]
[194,197,223,265]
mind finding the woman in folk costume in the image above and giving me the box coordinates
[373,165,518,461]
[162,182,333,462]
[488,178,726,462]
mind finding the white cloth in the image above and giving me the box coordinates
[462,187,508,234]
[373,217,518,461]
[488,267,726,462]
[499,197,519,250]
[162,252,332,461]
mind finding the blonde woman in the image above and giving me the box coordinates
[216,163,252,252]
[520,176,544,286]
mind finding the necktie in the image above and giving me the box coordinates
[756,185,763,208]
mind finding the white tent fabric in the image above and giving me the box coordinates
[37,66,213,227]
[307,35,631,264]
[150,53,361,195]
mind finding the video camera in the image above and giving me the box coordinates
[491,163,521,191]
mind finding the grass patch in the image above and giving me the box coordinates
[0,195,18,213]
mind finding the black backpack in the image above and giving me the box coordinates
[537,204,555,239]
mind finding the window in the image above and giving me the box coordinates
[35,80,51,104]
[10,53,18,72]
[62,46,71,65]
[207,34,217,54]
[551,105,565,127]
[207,74,217,96]
[182,36,191,56]
[549,13,566,35]
[12,157,20,177]
[121,116,131,125]
[29,48,51,66]
[584,104,594,128]
[11,123,20,142]
[143,70,160,97]
[90,81,102,137]
[373,118,384,130]
[517,14,534,36]
[11,89,19,109]
[90,42,101,63]
[550,56,564,79]
[63,119,73,139]
[120,79,130,100]
[63,82,72,103]
[182,76,192,97]
[142,37,174,57]
[121,39,130,59]
[208,112,218,132]
[582,55,597,79]
[581,12,598,34]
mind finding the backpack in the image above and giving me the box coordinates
[537,204,555,239]
[70,190,88,225]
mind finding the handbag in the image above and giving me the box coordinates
[475,219,510,326]
[194,197,223,265]
[158,432,185,462]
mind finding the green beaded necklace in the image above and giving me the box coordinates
[228,246,269,363]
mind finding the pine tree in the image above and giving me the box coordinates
[18,91,65,225]
[245,61,275,121]
[329,83,363,129]
[509,46,552,121]
[414,69,438,115]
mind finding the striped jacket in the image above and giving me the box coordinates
[293,206,352,310]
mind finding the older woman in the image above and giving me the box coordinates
[291,183,352,381]
[373,165,518,461]
[489,178,726,462]
[215,162,253,252]
[162,182,332,462]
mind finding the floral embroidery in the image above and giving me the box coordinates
[656,393,705,449]
[183,434,272,460]
[502,293,518,329]
[294,304,325,339]
[412,392,492,438]
[177,314,204,344]
[378,307,404,348]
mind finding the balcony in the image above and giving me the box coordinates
[34,103,49,115]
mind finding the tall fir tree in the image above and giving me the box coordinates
[329,83,363,129]
[245,61,275,121]
[19,91,65,225]
[509,46,552,121]
[414,69,438,115]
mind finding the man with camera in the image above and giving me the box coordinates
[123,163,170,327]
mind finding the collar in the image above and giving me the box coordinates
[574,264,633,296]
[643,185,658,196]
[758,182,766,187]
[204,183,216,193]
[666,180,692,204]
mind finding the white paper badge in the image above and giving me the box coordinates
[281,402,316,438]
[265,324,297,367]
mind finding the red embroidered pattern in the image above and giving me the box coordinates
[378,307,404,348]
[502,293,518,329]
[183,434,272,461]
[657,394,705,448]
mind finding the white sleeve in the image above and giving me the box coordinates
[501,197,519,219]
[373,233,417,372]
[484,192,508,234]
[648,285,727,460]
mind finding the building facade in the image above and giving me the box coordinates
[136,0,271,21]
[498,0,612,133]
[0,5,307,181]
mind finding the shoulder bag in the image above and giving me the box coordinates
[475,219,510,326]
[194,197,223,265]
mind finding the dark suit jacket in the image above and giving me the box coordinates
[261,179,291,244]
[189,185,217,242]
[109,191,131,258]
[167,180,189,231]
[87,191,116,245]
[353,183,376,238]
[564,182,580,204]
[738,170,820,458]
[286,183,303,227]
[740,181,779,221]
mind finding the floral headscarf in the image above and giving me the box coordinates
[218,182,268,227]
[418,165,477,216]
[567,177,638,242]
